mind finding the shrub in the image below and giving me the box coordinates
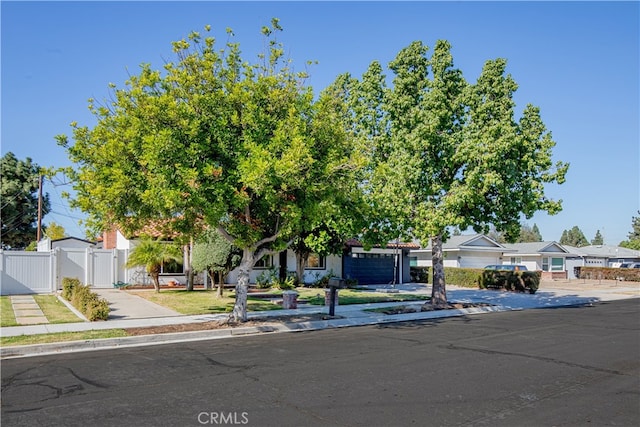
[61,277,110,321]
[480,270,540,294]
[62,277,81,300]
[575,266,640,282]
[444,268,484,288]
[273,275,296,290]
[410,267,429,283]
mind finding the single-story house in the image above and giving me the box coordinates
[500,241,572,279]
[562,245,640,278]
[410,234,506,269]
[410,234,574,279]
[102,226,418,287]
[215,239,419,286]
[37,236,97,251]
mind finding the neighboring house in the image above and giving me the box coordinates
[410,235,574,279]
[562,245,640,278]
[37,236,96,251]
[501,241,572,279]
[410,234,506,269]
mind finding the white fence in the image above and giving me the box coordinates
[0,248,127,295]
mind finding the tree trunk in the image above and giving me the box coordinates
[231,250,253,322]
[295,250,310,285]
[431,234,447,307]
[151,273,161,293]
[184,245,194,291]
[217,271,224,298]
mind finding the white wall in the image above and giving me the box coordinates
[1,251,55,295]
[1,248,122,295]
[225,252,341,285]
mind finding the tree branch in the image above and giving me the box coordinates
[217,226,238,245]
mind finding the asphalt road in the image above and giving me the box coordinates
[2,299,639,427]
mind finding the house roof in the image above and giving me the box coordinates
[51,236,96,245]
[562,244,640,258]
[410,234,505,252]
[501,241,570,256]
[345,239,420,250]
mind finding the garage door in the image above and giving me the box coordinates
[343,255,394,286]
[460,256,499,269]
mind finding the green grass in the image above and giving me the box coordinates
[128,289,283,315]
[1,297,18,327]
[295,288,430,305]
[129,288,429,314]
[33,295,84,324]
[1,329,129,347]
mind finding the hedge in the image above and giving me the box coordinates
[415,267,540,293]
[62,277,110,321]
[479,270,540,294]
[575,267,640,282]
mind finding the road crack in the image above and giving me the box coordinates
[443,343,628,376]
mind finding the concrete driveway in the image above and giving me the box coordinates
[93,289,181,319]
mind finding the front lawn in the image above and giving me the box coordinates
[295,288,430,305]
[1,297,18,327]
[33,295,84,323]
[128,288,429,315]
[128,289,283,315]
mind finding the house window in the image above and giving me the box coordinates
[551,257,564,271]
[510,257,522,264]
[160,259,184,275]
[542,257,564,271]
[306,253,325,269]
[254,255,273,269]
[409,257,418,267]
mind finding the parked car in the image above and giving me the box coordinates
[484,264,528,271]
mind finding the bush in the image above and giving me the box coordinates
[480,270,540,294]
[61,277,110,321]
[444,268,484,288]
[575,266,640,282]
[410,267,429,283]
[62,277,81,300]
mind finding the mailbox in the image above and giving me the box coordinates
[328,277,346,288]
[326,277,345,316]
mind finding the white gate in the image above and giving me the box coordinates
[0,251,55,295]
[0,248,122,295]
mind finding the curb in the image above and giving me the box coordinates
[0,305,507,359]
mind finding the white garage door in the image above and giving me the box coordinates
[460,256,500,269]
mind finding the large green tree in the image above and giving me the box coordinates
[519,223,543,243]
[620,212,640,250]
[343,40,568,306]
[59,21,360,321]
[559,226,588,247]
[591,229,604,246]
[1,152,51,249]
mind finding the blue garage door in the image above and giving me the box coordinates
[344,254,394,286]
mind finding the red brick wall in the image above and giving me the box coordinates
[541,271,567,280]
[102,228,117,249]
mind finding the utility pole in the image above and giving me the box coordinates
[36,174,43,241]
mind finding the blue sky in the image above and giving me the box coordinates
[2,1,638,245]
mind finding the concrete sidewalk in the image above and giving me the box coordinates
[1,282,638,359]
[93,289,181,319]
